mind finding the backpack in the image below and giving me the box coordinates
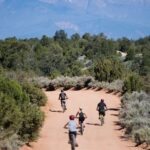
[60,92,66,100]
[98,102,105,111]
[79,112,84,119]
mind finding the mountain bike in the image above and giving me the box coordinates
[70,133,76,150]
[76,117,86,135]
[99,114,104,126]
[79,121,84,135]
[98,109,107,126]
[61,100,67,113]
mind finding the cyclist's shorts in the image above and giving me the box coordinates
[79,117,85,123]
[61,100,65,103]
[69,131,77,137]
[99,110,105,116]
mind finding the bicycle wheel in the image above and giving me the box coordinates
[71,134,76,150]
[80,123,83,135]
[99,115,104,126]
[62,101,66,113]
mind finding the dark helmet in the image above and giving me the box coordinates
[100,99,104,102]
[79,107,82,111]
[69,115,75,120]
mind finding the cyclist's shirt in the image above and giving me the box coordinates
[97,102,106,112]
[68,120,77,132]
[59,92,66,100]
[79,112,83,117]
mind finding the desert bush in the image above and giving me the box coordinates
[29,77,50,88]
[0,93,23,139]
[74,76,94,90]
[22,83,47,106]
[0,134,23,150]
[107,80,124,92]
[46,76,124,92]
[120,91,150,145]
[132,127,150,145]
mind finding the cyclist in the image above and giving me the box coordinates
[97,99,107,119]
[76,108,87,127]
[64,115,78,147]
[58,89,68,109]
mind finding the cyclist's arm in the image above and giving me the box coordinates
[104,103,108,110]
[64,122,69,128]
[84,113,87,118]
[65,93,68,99]
[76,112,79,117]
[96,105,99,111]
[58,94,61,100]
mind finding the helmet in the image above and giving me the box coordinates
[101,99,104,102]
[61,89,64,92]
[69,115,75,120]
[79,108,82,111]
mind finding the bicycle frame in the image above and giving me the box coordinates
[79,122,84,135]
[70,133,76,150]
[99,114,104,126]
[61,100,66,112]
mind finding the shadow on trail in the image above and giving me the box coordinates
[119,135,129,141]
[114,121,124,130]
[49,109,63,113]
[64,131,80,136]
[86,123,100,126]
[111,113,119,117]
[108,108,120,111]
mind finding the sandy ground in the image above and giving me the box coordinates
[21,89,143,150]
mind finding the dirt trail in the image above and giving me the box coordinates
[21,89,143,150]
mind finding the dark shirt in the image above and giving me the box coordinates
[59,92,67,100]
[97,102,106,111]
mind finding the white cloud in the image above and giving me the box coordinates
[65,0,73,2]
[107,0,150,5]
[55,21,79,31]
[39,0,150,5]
[39,0,58,4]
[135,30,145,37]
[39,0,73,4]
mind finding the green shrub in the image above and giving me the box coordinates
[22,83,47,106]
[123,74,143,93]
[0,93,23,139]
[0,76,29,106]
[94,58,124,82]
[18,104,44,141]
[0,76,45,144]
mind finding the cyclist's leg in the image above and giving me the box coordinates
[69,131,78,146]
[102,111,105,123]
[63,100,66,109]
[61,100,63,107]
[74,131,78,146]
[80,118,85,128]
[68,131,72,143]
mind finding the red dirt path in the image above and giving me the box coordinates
[21,89,143,150]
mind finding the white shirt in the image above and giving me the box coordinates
[68,120,77,132]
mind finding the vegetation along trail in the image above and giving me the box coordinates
[21,89,143,150]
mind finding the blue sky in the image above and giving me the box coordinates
[0,0,150,39]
